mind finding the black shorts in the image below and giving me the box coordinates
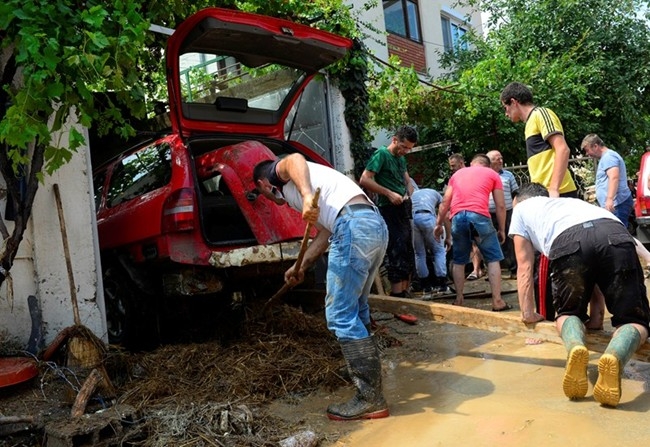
[548,218,650,331]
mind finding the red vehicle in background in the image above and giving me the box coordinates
[634,151,650,246]
[92,8,352,348]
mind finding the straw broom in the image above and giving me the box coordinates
[53,184,115,405]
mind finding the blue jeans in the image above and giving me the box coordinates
[413,211,446,279]
[451,211,503,265]
[326,207,388,341]
[610,195,633,229]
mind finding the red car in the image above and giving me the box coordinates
[635,151,650,245]
[93,8,352,347]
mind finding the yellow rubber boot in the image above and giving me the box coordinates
[561,316,589,399]
[594,325,641,407]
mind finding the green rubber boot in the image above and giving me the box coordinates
[327,337,389,421]
[560,316,589,399]
[594,325,642,407]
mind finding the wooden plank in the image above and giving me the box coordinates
[368,294,650,362]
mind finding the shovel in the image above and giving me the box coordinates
[264,188,320,309]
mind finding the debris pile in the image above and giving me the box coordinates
[111,305,346,446]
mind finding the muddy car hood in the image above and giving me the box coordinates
[166,7,353,137]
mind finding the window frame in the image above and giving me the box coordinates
[383,0,423,43]
[441,14,470,53]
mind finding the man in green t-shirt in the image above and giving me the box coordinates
[360,126,417,297]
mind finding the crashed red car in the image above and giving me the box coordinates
[92,8,352,347]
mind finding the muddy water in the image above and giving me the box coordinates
[271,318,650,446]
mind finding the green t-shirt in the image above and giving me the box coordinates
[365,146,407,207]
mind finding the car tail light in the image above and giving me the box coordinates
[162,188,195,232]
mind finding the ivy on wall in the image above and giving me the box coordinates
[330,40,372,179]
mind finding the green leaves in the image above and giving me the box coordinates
[1,0,153,174]
[367,0,650,168]
[1,0,365,177]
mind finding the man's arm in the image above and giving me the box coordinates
[434,191,452,248]
[546,133,571,197]
[513,235,544,323]
[509,172,519,193]
[359,170,404,205]
[434,185,453,239]
[285,224,331,285]
[276,154,318,223]
[604,166,620,212]
[405,172,414,197]
[493,189,506,243]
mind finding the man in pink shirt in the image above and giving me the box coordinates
[435,154,510,310]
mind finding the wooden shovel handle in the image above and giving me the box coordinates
[53,184,81,326]
[265,187,321,307]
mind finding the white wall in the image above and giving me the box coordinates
[348,0,389,62]
[0,120,106,349]
[421,3,483,79]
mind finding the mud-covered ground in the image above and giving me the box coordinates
[3,277,650,447]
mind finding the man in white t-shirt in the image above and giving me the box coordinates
[253,153,389,421]
[509,183,650,407]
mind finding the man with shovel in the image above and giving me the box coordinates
[509,182,650,407]
[253,153,390,420]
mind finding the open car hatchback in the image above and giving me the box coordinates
[92,8,352,348]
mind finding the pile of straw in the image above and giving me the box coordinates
[111,305,348,446]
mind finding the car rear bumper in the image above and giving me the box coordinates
[209,240,306,268]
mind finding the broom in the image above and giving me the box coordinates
[52,184,115,406]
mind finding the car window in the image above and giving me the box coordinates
[106,143,172,208]
[180,52,303,112]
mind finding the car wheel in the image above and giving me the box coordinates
[103,264,159,350]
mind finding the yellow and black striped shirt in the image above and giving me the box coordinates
[524,107,576,194]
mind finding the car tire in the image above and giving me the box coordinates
[103,264,160,350]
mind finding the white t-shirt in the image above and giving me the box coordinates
[282,162,372,232]
[509,196,619,256]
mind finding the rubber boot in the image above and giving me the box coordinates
[594,325,642,407]
[338,323,373,380]
[327,337,389,421]
[560,316,589,399]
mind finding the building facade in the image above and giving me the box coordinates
[351,0,483,78]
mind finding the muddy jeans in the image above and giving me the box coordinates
[325,206,388,341]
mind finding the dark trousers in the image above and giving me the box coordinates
[379,203,414,283]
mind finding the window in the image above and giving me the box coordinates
[106,144,172,208]
[284,77,333,164]
[441,16,469,53]
[383,0,422,42]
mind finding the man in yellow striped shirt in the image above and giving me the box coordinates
[500,82,577,198]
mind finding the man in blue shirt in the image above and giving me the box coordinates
[487,150,520,278]
[411,185,451,295]
[581,134,633,226]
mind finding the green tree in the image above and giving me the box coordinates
[0,0,362,285]
[368,0,650,168]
